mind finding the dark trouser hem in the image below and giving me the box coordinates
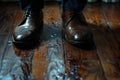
[19,0,87,11]
[62,0,87,11]
[19,0,44,10]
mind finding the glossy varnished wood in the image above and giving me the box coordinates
[0,3,18,74]
[101,3,120,80]
[84,3,120,80]
[0,2,120,80]
[32,3,63,80]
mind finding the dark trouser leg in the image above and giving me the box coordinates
[19,0,44,10]
[62,0,87,10]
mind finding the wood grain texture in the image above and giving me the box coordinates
[0,2,120,80]
[84,3,120,80]
[32,42,48,80]
[101,3,120,80]
[64,40,106,80]
[32,3,63,80]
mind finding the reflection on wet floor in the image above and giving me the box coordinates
[0,2,120,80]
[41,24,62,42]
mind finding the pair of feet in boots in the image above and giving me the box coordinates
[12,9,94,50]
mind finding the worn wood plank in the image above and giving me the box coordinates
[32,42,48,80]
[93,30,120,80]
[43,2,61,26]
[13,10,24,28]
[101,3,120,51]
[101,3,120,80]
[32,3,64,80]
[0,3,18,34]
[0,3,18,74]
[0,34,9,71]
[0,3,18,54]
[84,4,107,31]
[13,47,34,80]
[0,34,9,54]
[44,39,65,80]
[64,40,106,80]
[84,3,120,80]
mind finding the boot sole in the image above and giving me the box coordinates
[63,30,96,50]
[12,35,40,50]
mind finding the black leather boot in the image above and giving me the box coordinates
[62,9,95,50]
[12,10,43,50]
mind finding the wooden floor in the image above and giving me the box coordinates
[0,2,120,80]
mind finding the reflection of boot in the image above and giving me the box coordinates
[62,9,94,49]
[13,10,43,50]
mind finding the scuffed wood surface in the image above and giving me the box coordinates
[0,2,120,80]
[84,3,120,80]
